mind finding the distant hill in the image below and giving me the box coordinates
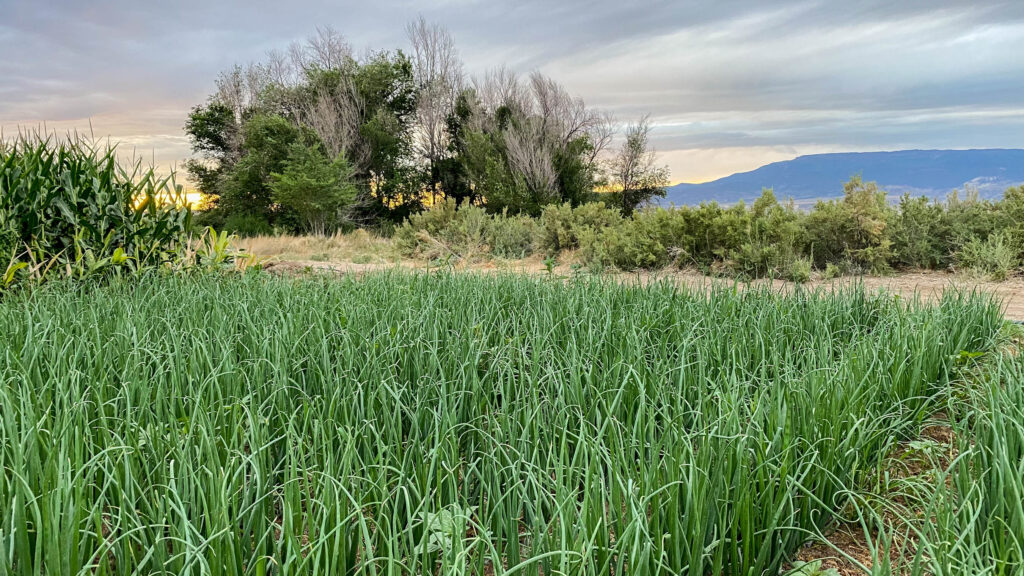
[661,149,1024,207]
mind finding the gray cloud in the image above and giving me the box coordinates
[2,0,1023,181]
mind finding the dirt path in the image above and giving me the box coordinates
[264,259,1024,321]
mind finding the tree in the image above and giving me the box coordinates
[609,116,669,216]
[349,50,419,217]
[184,101,238,201]
[803,176,894,271]
[184,25,649,227]
[406,17,464,201]
[218,114,303,219]
[447,71,613,215]
[271,142,358,233]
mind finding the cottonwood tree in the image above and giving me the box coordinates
[609,116,669,216]
[406,17,464,202]
[300,77,366,163]
[503,120,559,205]
[474,66,529,115]
[187,28,419,224]
[305,26,351,71]
[451,68,616,213]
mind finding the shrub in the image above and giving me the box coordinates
[488,211,535,258]
[394,199,460,257]
[269,142,358,234]
[578,222,666,271]
[787,257,813,284]
[803,177,893,272]
[222,213,274,237]
[0,133,192,284]
[889,194,948,270]
[396,200,533,260]
[955,232,1018,281]
[535,202,574,253]
[630,208,691,259]
[1001,185,1024,255]
[944,187,1009,247]
[536,201,622,253]
[732,241,787,278]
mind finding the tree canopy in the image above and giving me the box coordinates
[185,25,668,234]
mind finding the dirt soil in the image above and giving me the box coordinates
[264,259,1024,321]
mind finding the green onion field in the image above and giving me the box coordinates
[0,272,1020,575]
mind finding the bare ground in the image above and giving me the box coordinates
[262,257,1024,321]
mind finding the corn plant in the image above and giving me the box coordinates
[0,132,191,287]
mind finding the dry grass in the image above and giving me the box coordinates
[233,229,398,265]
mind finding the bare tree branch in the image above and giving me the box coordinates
[305,26,352,71]
[609,115,670,215]
[504,120,558,202]
[406,17,465,172]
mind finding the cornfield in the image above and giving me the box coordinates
[0,133,191,283]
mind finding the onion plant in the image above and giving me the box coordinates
[897,356,1024,576]
[0,272,1004,575]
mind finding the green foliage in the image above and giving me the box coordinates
[182,31,1024,280]
[221,212,274,237]
[554,136,603,207]
[787,560,841,576]
[0,272,1003,575]
[577,216,667,270]
[909,358,1024,576]
[185,101,237,158]
[787,257,813,283]
[395,199,536,260]
[219,114,303,219]
[450,123,526,213]
[187,50,420,228]
[1000,185,1024,255]
[536,201,623,254]
[608,117,670,216]
[487,210,535,258]
[727,190,804,278]
[390,177,1024,281]
[0,219,18,260]
[270,142,358,233]
[184,101,238,200]
[348,51,420,214]
[944,187,1009,247]
[889,194,949,269]
[804,176,893,272]
[0,133,192,286]
[394,198,460,257]
[956,232,1019,281]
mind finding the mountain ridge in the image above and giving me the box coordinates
[661,149,1024,206]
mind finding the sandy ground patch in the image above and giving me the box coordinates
[261,256,1024,321]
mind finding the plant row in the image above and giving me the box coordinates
[0,271,1004,575]
[397,178,1024,280]
[1,133,251,292]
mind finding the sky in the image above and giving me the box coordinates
[2,0,1023,184]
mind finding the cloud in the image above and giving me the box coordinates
[2,0,1023,182]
